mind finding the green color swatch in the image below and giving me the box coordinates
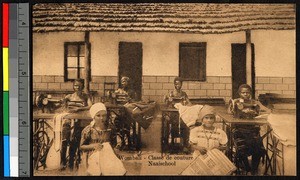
[3,91,9,135]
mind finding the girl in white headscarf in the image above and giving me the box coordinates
[189,105,228,158]
[78,103,126,176]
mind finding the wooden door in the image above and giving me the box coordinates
[118,42,142,100]
[231,44,255,99]
[179,43,206,81]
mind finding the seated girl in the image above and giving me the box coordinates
[181,105,237,175]
[189,105,228,158]
[60,78,92,171]
[227,84,271,175]
[164,76,191,107]
[79,103,126,176]
[113,76,137,104]
[164,77,192,153]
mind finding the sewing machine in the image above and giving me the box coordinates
[166,97,188,108]
[228,98,260,119]
[35,94,62,113]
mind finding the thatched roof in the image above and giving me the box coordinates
[33,3,295,34]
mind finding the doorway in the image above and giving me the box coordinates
[118,42,143,100]
[231,44,255,99]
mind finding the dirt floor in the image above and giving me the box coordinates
[34,113,268,176]
[34,113,163,176]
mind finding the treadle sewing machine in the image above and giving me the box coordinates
[220,99,274,175]
[162,97,190,154]
[105,92,151,151]
[33,94,93,170]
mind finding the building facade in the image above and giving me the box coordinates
[33,3,296,103]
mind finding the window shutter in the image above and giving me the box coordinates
[179,43,206,81]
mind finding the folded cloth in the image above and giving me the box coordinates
[45,112,70,170]
[53,112,70,151]
[174,103,203,127]
[267,113,296,146]
[124,102,156,129]
[87,142,126,176]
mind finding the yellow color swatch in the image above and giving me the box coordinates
[3,48,9,91]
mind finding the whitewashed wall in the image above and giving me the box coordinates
[252,30,295,77]
[33,30,295,78]
[33,32,85,75]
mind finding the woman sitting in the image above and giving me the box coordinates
[164,77,192,153]
[189,105,228,158]
[60,78,92,171]
[79,103,126,176]
[181,105,235,175]
[114,76,137,104]
[228,84,271,175]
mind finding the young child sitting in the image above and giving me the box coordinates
[60,79,92,171]
[189,105,228,158]
[112,76,138,150]
[164,77,191,107]
[63,79,92,112]
[79,103,126,176]
[164,77,192,153]
[228,84,271,175]
[113,76,137,104]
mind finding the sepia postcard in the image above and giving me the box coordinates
[32,2,296,176]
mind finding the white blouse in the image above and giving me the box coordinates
[189,126,228,150]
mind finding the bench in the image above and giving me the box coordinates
[258,93,296,110]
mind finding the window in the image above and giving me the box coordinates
[179,42,206,81]
[64,42,91,81]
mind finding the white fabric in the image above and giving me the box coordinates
[267,113,296,146]
[45,113,69,170]
[87,149,102,175]
[87,142,126,176]
[89,103,107,119]
[197,105,215,122]
[267,113,296,175]
[53,113,70,151]
[45,143,61,170]
[174,103,203,127]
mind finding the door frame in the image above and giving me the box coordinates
[231,43,255,99]
[118,41,143,100]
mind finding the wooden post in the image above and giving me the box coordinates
[246,30,252,87]
[84,31,90,94]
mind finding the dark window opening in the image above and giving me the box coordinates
[179,42,206,81]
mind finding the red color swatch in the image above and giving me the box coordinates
[3,3,9,47]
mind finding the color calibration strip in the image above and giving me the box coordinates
[3,2,10,177]
[2,3,30,177]
[9,3,19,177]
[17,3,30,177]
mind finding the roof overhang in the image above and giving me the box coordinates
[33,3,296,34]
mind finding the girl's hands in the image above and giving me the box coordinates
[191,144,207,155]
[199,147,207,155]
[93,143,103,151]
